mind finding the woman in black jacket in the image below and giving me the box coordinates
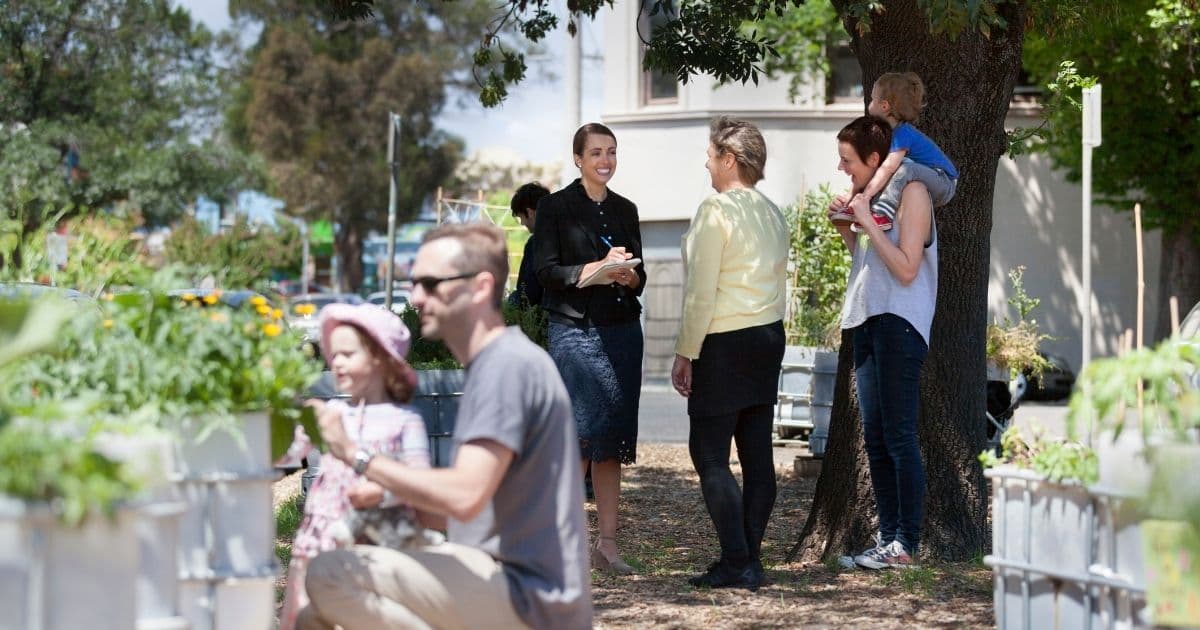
[534,123,645,574]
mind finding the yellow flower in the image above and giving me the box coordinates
[294,303,316,316]
[250,295,267,307]
[102,319,113,329]
[262,323,282,337]
[272,308,283,320]
[209,311,228,323]
[101,292,114,301]
[255,304,271,316]
[202,293,219,305]
[181,293,196,302]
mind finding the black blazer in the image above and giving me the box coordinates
[533,179,646,325]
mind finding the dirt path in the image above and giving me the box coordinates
[274,443,993,628]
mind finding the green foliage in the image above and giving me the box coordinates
[985,266,1052,378]
[1,284,322,445]
[0,213,154,295]
[755,2,843,104]
[400,297,548,370]
[1066,337,1200,443]
[229,0,494,290]
[163,215,303,290]
[0,298,145,525]
[781,186,852,348]
[0,422,143,527]
[979,425,1100,485]
[0,0,257,268]
[1023,0,1200,235]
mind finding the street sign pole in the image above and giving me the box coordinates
[1081,84,1102,368]
[384,113,402,313]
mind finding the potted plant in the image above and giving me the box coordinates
[0,296,156,630]
[780,186,851,452]
[982,336,1199,628]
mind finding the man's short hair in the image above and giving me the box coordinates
[511,182,550,218]
[837,115,893,166]
[422,223,509,309]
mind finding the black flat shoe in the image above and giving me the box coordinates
[687,559,760,591]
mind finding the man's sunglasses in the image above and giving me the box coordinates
[410,272,477,293]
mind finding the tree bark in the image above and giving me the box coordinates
[1155,215,1200,338]
[795,0,1028,562]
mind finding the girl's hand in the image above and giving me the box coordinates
[830,190,851,213]
[314,403,354,462]
[347,481,385,508]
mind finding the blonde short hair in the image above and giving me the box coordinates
[709,116,767,185]
[874,72,925,123]
[422,223,509,309]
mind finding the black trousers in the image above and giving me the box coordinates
[688,403,778,565]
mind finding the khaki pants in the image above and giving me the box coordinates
[296,543,530,630]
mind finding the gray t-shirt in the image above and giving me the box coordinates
[448,327,592,629]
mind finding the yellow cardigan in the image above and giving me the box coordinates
[674,188,789,360]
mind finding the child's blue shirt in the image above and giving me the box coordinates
[893,122,958,179]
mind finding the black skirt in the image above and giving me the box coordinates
[689,320,785,418]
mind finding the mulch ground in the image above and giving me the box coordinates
[274,443,993,628]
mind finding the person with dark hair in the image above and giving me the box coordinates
[533,122,645,574]
[299,222,592,629]
[672,116,788,590]
[507,182,550,308]
[834,115,938,570]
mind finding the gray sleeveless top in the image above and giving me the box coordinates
[839,209,938,347]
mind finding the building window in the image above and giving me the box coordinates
[827,43,862,103]
[639,5,678,104]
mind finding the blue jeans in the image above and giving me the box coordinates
[853,313,928,554]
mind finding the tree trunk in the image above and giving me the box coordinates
[795,0,1028,562]
[1155,216,1200,339]
[335,222,364,293]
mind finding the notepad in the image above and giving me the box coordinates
[577,258,641,288]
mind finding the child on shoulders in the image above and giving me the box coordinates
[832,71,958,232]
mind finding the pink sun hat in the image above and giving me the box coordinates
[318,303,418,392]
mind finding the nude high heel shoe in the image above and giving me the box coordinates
[591,537,635,575]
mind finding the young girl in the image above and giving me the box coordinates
[276,303,430,630]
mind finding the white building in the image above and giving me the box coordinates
[597,0,1159,381]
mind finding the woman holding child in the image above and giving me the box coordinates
[534,122,646,574]
[834,115,939,570]
[672,116,788,590]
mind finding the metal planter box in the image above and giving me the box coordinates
[0,500,140,630]
[985,467,1150,630]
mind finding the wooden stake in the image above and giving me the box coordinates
[1170,295,1181,336]
[436,187,444,225]
[1134,203,1144,350]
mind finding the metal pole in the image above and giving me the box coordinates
[385,113,402,313]
[300,220,309,295]
[1081,85,1102,368]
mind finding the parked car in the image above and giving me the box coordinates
[366,289,412,314]
[1022,352,1076,401]
[287,292,364,358]
[0,282,88,302]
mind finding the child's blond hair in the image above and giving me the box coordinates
[874,72,925,123]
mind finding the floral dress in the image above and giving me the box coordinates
[285,400,430,560]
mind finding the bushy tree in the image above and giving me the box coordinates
[1023,0,1200,339]
[0,0,255,268]
[228,0,500,291]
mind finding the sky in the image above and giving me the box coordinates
[175,0,605,167]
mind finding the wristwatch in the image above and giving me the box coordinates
[351,449,375,475]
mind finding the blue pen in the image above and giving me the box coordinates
[600,235,615,249]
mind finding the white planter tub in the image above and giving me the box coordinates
[178,574,276,630]
[985,467,1150,630]
[0,499,139,630]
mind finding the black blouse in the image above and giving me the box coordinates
[533,179,646,326]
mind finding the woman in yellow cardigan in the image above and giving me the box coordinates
[672,116,789,591]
